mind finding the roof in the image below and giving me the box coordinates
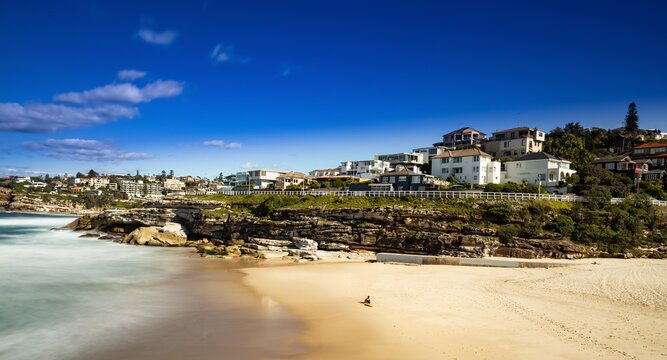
[592,154,633,163]
[431,147,492,159]
[310,168,339,172]
[512,152,571,162]
[634,142,667,149]
[442,127,486,137]
[491,126,544,135]
[277,171,309,179]
[644,170,666,174]
[379,168,418,176]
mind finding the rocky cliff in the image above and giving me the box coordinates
[0,188,96,214]
[67,204,623,259]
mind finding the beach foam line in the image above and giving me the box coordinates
[376,253,572,268]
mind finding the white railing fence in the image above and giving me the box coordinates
[182,189,667,206]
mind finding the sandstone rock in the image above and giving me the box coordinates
[318,241,350,251]
[288,248,319,260]
[292,237,318,251]
[122,222,188,247]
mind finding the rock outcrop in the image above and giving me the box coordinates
[122,222,188,246]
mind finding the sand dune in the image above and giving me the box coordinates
[241,258,667,360]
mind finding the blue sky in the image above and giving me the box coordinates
[1,0,666,178]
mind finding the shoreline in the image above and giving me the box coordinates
[239,258,667,359]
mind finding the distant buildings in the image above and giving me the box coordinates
[374,152,425,172]
[431,148,500,185]
[502,152,576,194]
[162,178,185,191]
[120,180,163,198]
[233,169,288,189]
[412,146,448,162]
[483,127,546,159]
[592,155,649,176]
[339,160,391,180]
[433,127,486,148]
[631,142,667,170]
[275,171,310,190]
[379,168,435,191]
[309,168,340,177]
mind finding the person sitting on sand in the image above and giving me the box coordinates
[363,296,371,305]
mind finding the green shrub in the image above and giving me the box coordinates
[583,186,612,210]
[497,224,520,244]
[484,201,515,224]
[551,215,575,236]
[520,221,543,238]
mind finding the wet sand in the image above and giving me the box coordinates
[241,258,667,360]
[71,254,306,360]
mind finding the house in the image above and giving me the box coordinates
[84,189,103,196]
[630,142,667,170]
[592,154,649,177]
[145,183,163,197]
[374,152,425,173]
[431,148,500,185]
[412,146,449,162]
[643,170,666,182]
[483,126,546,159]
[162,178,185,191]
[502,152,576,194]
[308,168,340,177]
[242,169,288,189]
[12,176,32,183]
[89,177,110,188]
[275,172,311,190]
[433,127,486,148]
[339,160,391,180]
[378,168,435,191]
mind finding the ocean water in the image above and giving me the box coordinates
[0,212,191,360]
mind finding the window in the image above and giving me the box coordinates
[538,174,546,181]
[453,157,462,163]
[389,177,395,183]
[443,158,450,163]
[442,168,449,174]
[521,139,526,146]
[398,176,407,182]
[473,155,479,162]
[473,166,479,172]
[382,177,389,183]
[515,163,522,168]
[453,168,463,174]
[503,141,512,148]
[474,175,478,180]
[549,173,554,181]
[412,176,421,184]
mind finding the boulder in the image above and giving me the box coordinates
[292,237,318,251]
[122,222,188,246]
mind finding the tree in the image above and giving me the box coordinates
[624,102,639,133]
[76,172,85,178]
[544,130,594,170]
[87,169,99,178]
[161,170,167,178]
[218,172,224,181]
[169,170,174,178]
[136,170,140,177]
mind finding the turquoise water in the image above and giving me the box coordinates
[0,212,190,360]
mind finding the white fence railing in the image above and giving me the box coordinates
[182,189,667,206]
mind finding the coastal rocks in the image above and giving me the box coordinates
[0,187,11,208]
[292,237,318,251]
[122,222,188,246]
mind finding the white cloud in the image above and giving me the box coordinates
[242,162,259,170]
[0,103,138,133]
[117,69,147,81]
[23,138,151,162]
[204,139,242,149]
[137,28,178,45]
[210,43,249,64]
[54,80,184,104]
[0,166,47,177]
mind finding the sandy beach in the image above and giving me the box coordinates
[241,258,667,360]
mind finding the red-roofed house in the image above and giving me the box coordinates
[630,142,667,170]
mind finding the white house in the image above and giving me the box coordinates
[502,152,576,193]
[339,160,391,180]
[308,168,340,177]
[239,169,288,189]
[431,148,500,185]
[412,146,450,162]
[162,178,185,191]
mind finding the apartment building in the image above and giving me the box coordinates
[431,148,500,185]
[162,178,186,191]
[339,160,391,180]
[374,152,425,172]
[432,127,486,148]
[308,168,340,177]
[234,169,288,189]
[412,146,449,162]
[483,127,546,159]
[502,152,576,194]
[120,180,144,197]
